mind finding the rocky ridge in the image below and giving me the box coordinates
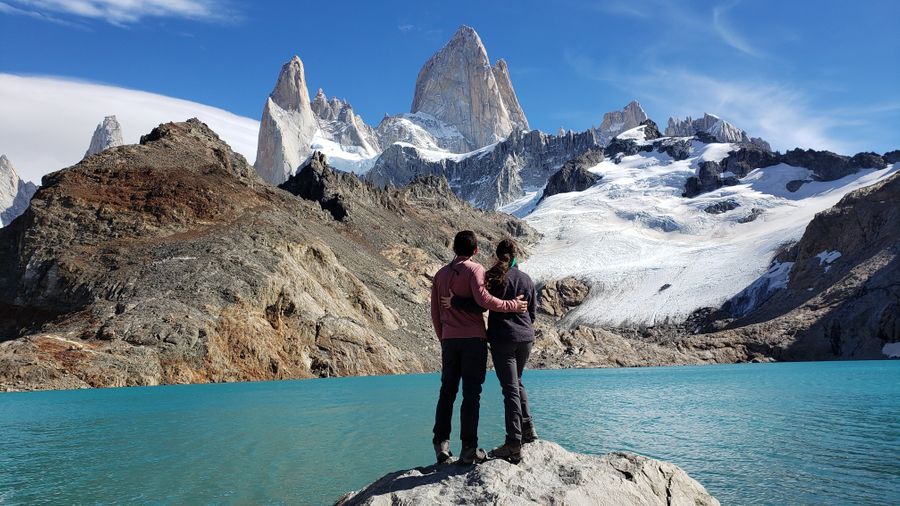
[84,115,124,157]
[336,440,719,506]
[684,144,894,197]
[665,113,770,150]
[0,119,537,391]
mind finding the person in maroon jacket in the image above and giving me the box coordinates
[443,238,537,465]
[430,230,528,465]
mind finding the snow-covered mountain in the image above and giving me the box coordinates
[84,115,124,157]
[0,154,37,227]
[666,113,770,150]
[519,126,898,326]
[252,25,533,185]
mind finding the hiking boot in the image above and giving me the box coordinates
[459,446,487,465]
[489,441,522,464]
[522,421,539,444]
[434,440,452,464]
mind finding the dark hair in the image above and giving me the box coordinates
[485,238,518,293]
[453,230,478,256]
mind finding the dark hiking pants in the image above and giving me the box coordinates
[433,338,488,448]
[490,340,533,444]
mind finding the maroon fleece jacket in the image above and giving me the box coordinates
[430,256,520,340]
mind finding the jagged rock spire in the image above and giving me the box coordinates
[84,115,124,157]
[254,55,320,185]
[411,25,529,149]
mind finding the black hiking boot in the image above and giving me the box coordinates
[522,421,539,444]
[489,441,522,464]
[434,440,452,464]
[459,446,487,465]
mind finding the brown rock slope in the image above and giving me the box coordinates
[0,119,536,391]
[708,170,900,360]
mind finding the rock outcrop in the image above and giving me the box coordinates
[84,115,124,157]
[254,56,320,185]
[311,88,381,159]
[538,277,590,317]
[595,100,649,144]
[539,150,603,202]
[0,155,37,227]
[369,128,600,210]
[410,25,528,150]
[665,113,770,151]
[336,440,719,506]
[0,119,537,391]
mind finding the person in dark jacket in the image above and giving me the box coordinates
[441,238,538,464]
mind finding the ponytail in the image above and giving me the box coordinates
[485,239,519,294]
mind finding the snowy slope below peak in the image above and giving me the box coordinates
[521,144,898,327]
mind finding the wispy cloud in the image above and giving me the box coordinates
[0,1,74,25]
[591,0,649,18]
[397,23,414,32]
[712,1,764,58]
[1,0,238,25]
[591,0,766,59]
[563,48,886,152]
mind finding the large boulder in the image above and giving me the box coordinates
[336,440,719,506]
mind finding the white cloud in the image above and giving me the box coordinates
[2,0,235,25]
[397,23,414,32]
[0,74,259,184]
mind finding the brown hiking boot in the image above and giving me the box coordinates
[434,440,452,464]
[459,446,487,465]
[522,421,538,444]
[489,441,522,464]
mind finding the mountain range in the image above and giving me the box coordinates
[1,25,898,390]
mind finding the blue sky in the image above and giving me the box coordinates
[2,0,899,154]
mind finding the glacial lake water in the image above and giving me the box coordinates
[1,361,898,505]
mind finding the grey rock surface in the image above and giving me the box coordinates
[410,25,528,149]
[84,115,124,157]
[336,440,719,506]
[0,155,37,227]
[254,56,320,185]
[369,128,600,210]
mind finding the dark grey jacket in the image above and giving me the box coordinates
[452,266,536,343]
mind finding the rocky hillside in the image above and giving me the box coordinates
[0,119,536,391]
[707,170,900,360]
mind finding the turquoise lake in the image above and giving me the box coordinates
[1,361,898,504]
